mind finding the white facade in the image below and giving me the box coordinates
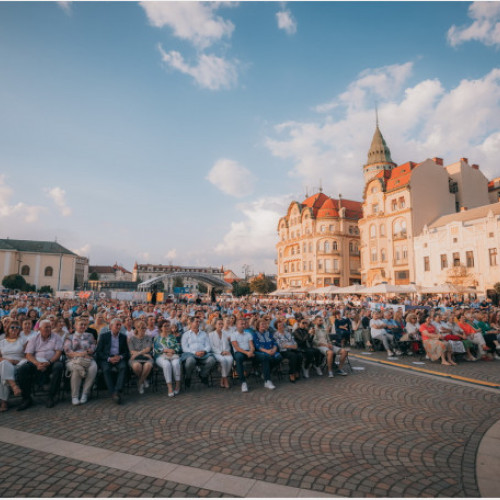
[414,203,500,293]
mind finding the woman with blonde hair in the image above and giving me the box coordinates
[128,320,153,394]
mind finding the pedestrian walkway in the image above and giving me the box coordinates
[1,359,499,497]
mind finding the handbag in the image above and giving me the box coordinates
[444,334,462,341]
[66,357,92,378]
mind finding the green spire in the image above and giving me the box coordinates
[366,124,394,166]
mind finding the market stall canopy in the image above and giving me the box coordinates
[335,284,366,294]
[360,283,418,295]
[419,283,477,294]
[308,285,343,295]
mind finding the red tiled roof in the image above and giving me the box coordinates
[301,192,362,220]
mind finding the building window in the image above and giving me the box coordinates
[291,247,295,255]
[424,256,430,272]
[332,241,338,251]
[370,225,376,238]
[453,252,460,267]
[21,265,30,276]
[324,241,330,253]
[440,254,448,269]
[284,265,288,273]
[403,246,408,260]
[399,197,405,209]
[303,262,306,271]
[380,224,385,237]
[371,248,377,263]
[466,251,474,268]
[44,266,53,277]
[325,260,332,272]
[309,242,313,253]
[381,249,386,262]
[309,261,313,271]
[303,243,306,253]
[318,260,323,270]
[329,224,334,232]
[489,232,494,238]
[291,263,295,272]
[392,199,397,211]
[489,248,497,266]
[320,226,325,233]
[372,204,379,214]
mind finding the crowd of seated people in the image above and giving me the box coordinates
[1,291,500,411]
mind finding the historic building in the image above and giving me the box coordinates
[414,202,500,293]
[276,193,362,290]
[359,123,490,287]
[0,238,79,291]
[89,264,133,282]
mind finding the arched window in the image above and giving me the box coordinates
[381,249,386,262]
[332,241,338,251]
[380,224,385,237]
[324,241,330,253]
[291,263,295,272]
[21,265,30,276]
[44,266,53,277]
[370,225,376,238]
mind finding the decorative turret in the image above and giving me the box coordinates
[363,117,396,184]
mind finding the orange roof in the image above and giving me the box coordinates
[384,162,418,192]
[301,192,362,220]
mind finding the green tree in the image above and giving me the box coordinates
[89,272,99,281]
[38,285,53,294]
[2,274,28,291]
[197,282,208,294]
[494,282,500,295]
[249,275,277,295]
[173,276,184,288]
[232,280,251,297]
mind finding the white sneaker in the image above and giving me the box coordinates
[241,382,248,393]
[168,392,174,397]
[387,351,394,357]
[79,394,88,404]
[395,350,402,356]
[144,380,149,389]
[302,368,310,378]
[72,397,80,406]
[494,354,500,360]
[328,371,334,378]
[264,380,276,390]
[315,366,323,376]
[138,384,144,394]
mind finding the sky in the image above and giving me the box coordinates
[1,1,500,277]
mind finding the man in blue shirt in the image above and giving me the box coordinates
[251,318,281,390]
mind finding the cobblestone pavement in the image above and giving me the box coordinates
[0,443,230,497]
[1,360,500,497]
[350,346,500,385]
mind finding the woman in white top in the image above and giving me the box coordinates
[209,319,233,389]
[0,322,27,411]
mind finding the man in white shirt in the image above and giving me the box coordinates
[181,317,215,387]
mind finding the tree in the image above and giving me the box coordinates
[38,285,53,294]
[232,280,251,297]
[173,276,184,288]
[2,274,29,291]
[494,282,500,295]
[89,272,99,281]
[198,282,208,294]
[249,275,277,295]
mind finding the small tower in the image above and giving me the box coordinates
[363,113,396,184]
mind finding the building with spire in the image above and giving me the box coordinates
[359,123,491,287]
[276,192,362,290]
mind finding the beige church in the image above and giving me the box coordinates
[0,239,79,291]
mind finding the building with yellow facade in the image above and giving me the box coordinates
[276,193,362,290]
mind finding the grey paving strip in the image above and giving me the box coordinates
[476,419,500,498]
[0,426,334,498]
[350,354,500,394]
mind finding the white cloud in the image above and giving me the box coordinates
[315,62,414,113]
[158,45,238,90]
[164,249,177,260]
[141,1,234,50]
[265,64,500,199]
[206,158,256,197]
[57,1,72,15]
[214,195,291,273]
[448,1,500,48]
[0,175,45,223]
[276,8,297,35]
[45,186,72,216]
[72,243,91,257]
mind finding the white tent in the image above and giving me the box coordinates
[360,283,418,295]
[335,284,366,294]
[308,285,342,295]
[419,283,476,294]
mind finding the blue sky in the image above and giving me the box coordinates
[1,1,500,277]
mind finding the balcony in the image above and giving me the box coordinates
[393,231,408,240]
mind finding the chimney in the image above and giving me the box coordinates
[460,206,468,212]
[471,164,479,170]
[460,157,468,164]
[432,157,443,166]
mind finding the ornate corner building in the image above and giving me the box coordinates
[276,192,362,290]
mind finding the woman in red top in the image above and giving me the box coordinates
[419,316,455,366]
